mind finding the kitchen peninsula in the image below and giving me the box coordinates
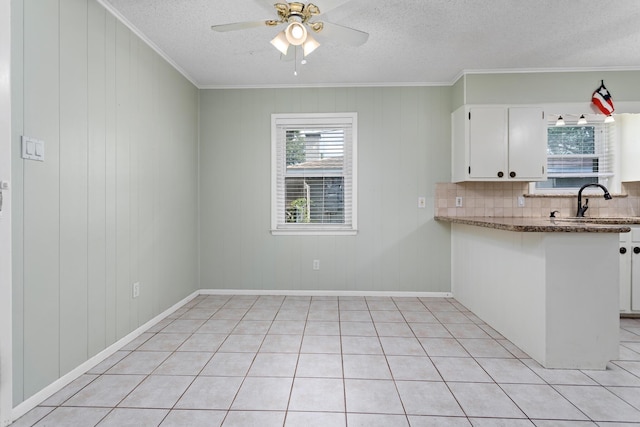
[437,215,632,370]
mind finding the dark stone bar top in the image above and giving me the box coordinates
[435,216,636,233]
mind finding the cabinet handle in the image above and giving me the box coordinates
[509,171,516,178]
[620,247,627,254]
[634,246,640,254]
[497,171,504,178]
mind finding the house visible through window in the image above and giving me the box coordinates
[271,113,357,235]
[535,118,614,191]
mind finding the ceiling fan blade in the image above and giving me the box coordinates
[315,0,361,22]
[313,21,368,46]
[254,0,278,14]
[315,0,353,16]
[211,20,269,32]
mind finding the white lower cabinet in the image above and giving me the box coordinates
[452,224,619,369]
[620,227,640,314]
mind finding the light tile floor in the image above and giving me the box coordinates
[12,295,640,426]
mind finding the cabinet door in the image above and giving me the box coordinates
[632,247,640,311]
[620,114,640,182]
[632,228,640,311]
[468,107,508,179]
[508,107,546,180]
[620,236,631,312]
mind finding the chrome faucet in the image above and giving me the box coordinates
[576,183,612,217]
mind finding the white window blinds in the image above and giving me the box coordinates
[271,113,357,235]
[536,119,614,190]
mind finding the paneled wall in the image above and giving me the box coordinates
[199,87,452,293]
[11,0,199,404]
[463,70,640,105]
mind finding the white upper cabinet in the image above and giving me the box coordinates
[452,105,547,182]
[619,114,640,182]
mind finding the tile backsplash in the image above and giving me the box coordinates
[435,181,640,218]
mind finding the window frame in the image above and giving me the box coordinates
[271,112,358,236]
[531,118,615,194]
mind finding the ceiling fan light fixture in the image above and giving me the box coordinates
[270,31,290,55]
[285,21,307,45]
[302,33,320,56]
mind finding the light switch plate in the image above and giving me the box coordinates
[21,136,45,162]
[418,197,426,208]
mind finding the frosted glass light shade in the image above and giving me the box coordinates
[270,31,289,55]
[303,33,320,56]
[285,22,307,45]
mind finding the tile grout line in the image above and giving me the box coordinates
[17,295,640,426]
[156,295,233,426]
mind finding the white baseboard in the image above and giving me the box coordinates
[10,288,452,423]
[11,290,200,422]
[199,289,453,298]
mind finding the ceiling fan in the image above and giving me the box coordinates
[211,1,369,60]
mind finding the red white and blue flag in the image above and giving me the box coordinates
[592,80,614,115]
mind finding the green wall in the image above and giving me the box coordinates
[464,71,640,105]
[11,0,199,404]
[198,87,453,293]
[451,75,466,110]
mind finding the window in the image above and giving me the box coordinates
[535,119,614,191]
[271,113,357,235]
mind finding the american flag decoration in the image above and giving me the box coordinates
[592,80,614,116]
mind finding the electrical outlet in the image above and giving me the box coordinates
[313,260,320,270]
[418,196,426,208]
[455,196,463,207]
[132,282,140,298]
[518,196,525,207]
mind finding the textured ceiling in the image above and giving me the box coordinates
[100,0,640,88]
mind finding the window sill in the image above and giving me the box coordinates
[271,228,358,236]
[524,193,627,198]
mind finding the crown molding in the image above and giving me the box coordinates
[96,0,199,88]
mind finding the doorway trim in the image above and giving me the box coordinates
[0,0,13,425]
